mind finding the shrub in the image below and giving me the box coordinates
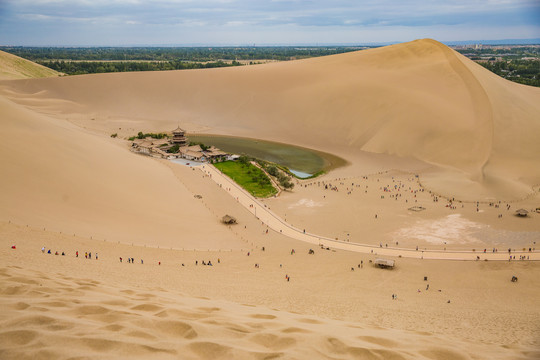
[238,155,250,165]
[267,166,279,177]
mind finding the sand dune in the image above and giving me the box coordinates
[1,264,531,360]
[1,39,539,199]
[1,222,539,360]
[0,95,244,250]
[0,50,61,80]
[1,40,540,359]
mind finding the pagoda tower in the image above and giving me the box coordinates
[171,126,187,146]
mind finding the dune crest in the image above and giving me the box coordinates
[0,50,62,80]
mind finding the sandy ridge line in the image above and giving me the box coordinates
[199,163,539,261]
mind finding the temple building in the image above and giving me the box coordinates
[172,126,187,146]
[131,126,228,163]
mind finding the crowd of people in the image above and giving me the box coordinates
[41,247,98,259]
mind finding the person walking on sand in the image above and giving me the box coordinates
[42,247,45,253]
[76,251,78,258]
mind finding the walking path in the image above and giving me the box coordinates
[199,164,539,261]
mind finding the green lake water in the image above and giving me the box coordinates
[188,134,346,177]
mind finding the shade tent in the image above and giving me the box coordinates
[515,209,529,217]
[374,258,395,268]
[222,215,237,225]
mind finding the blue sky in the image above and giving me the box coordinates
[0,0,539,46]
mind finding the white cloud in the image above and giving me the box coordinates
[1,0,539,45]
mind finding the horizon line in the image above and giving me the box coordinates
[1,38,540,48]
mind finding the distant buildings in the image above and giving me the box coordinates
[131,126,228,162]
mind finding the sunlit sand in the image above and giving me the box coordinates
[1,40,539,359]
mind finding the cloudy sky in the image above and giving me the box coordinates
[1,0,539,46]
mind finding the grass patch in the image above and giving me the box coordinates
[214,161,277,198]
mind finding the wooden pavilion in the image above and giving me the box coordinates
[172,126,187,146]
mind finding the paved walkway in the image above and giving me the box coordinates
[199,164,539,261]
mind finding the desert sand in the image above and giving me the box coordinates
[1,40,539,359]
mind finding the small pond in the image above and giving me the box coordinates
[188,134,346,178]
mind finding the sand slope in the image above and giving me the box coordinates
[1,222,539,360]
[0,50,61,80]
[0,95,244,249]
[2,264,533,360]
[1,39,539,198]
[1,40,539,359]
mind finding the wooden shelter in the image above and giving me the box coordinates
[515,209,529,217]
[374,258,395,269]
[221,215,237,225]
